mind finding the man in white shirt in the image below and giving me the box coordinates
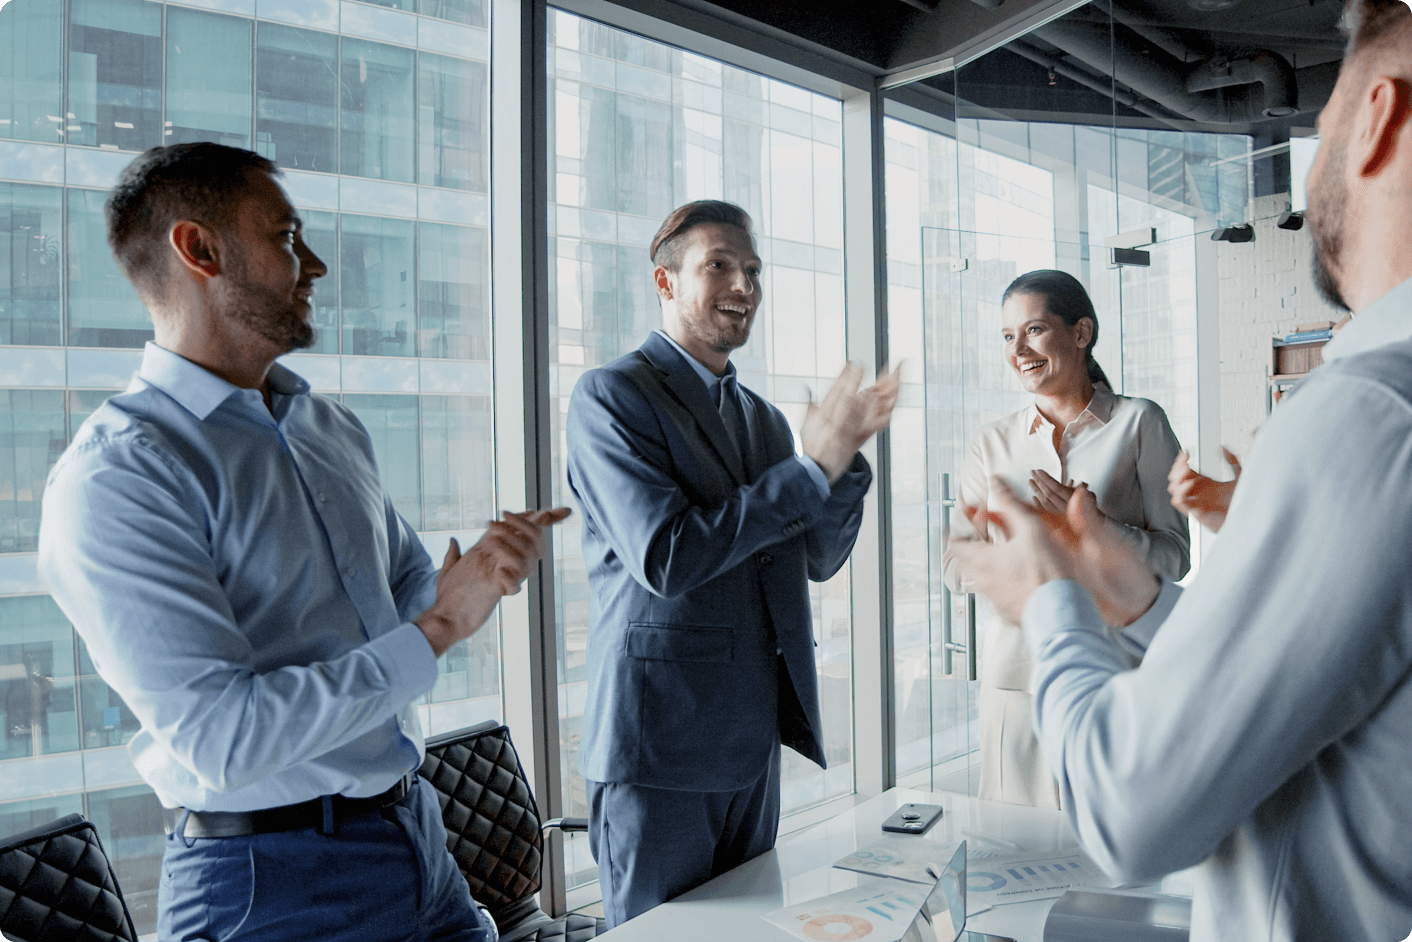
[949,2,1412,940]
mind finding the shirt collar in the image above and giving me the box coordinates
[1026,382,1114,435]
[134,342,311,421]
[653,329,736,390]
[1321,276,1412,363]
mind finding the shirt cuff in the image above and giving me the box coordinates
[1116,578,1183,658]
[365,622,441,703]
[795,455,832,499]
[1022,579,1107,653]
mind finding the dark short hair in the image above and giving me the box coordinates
[1002,270,1112,388]
[105,143,279,300]
[1344,0,1411,56]
[649,200,754,271]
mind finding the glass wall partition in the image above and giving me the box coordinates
[885,0,1254,792]
[546,8,852,891]
[0,2,494,933]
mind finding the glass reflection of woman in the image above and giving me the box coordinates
[944,270,1190,809]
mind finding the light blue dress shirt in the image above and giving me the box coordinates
[1021,276,1412,941]
[38,343,440,812]
[652,330,830,498]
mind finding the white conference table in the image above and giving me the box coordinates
[598,787,1090,942]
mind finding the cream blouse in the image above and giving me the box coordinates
[944,384,1190,689]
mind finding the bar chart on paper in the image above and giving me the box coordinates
[965,851,1110,906]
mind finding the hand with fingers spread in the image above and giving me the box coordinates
[952,478,1159,627]
[415,506,573,656]
[1030,468,1098,518]
[801,361,902,483]
[1168,447,1241,533]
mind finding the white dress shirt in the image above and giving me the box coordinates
[949,384,1190,688]
[1023,275,1412,941]
[38,344,440,812]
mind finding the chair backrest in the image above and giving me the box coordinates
[0,813,138,942]
[420,721,544,926]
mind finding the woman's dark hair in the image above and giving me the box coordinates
[1001,269,1111,388]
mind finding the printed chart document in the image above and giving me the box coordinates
[762,881,932,942]
[965,849,1112,907]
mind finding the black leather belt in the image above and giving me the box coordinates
[162,774,416,838]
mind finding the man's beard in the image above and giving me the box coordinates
[1307,141,1353,314]
[218,255,316,352]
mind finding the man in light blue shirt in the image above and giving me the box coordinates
[38,143,567,942]
[949,4,1412,940]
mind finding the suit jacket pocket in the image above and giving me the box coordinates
[625,623,733,663]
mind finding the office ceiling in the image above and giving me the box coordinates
[656,0,1346,136]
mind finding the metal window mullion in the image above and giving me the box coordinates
[491,0,566,918]
[841,84,894,799]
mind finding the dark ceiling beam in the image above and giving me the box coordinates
[879,0,1093,88]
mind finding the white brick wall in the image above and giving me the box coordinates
[1216,194,1342,457]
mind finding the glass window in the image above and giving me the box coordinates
[0,594,79,760]
[343,393,421,530]
[0,183,62,346]
[166,8,252,149]
[417,0,487,27]
[301,209,340,355]
[0,792,85,840]
[417,52,488,192]
[86,783,164,936]
[341,214,415,357]
[255,23,338,173]
[67,188,151,348]
[67,389,117,442]
[0,390,65,555]
[0,0,63,143]
[548,10,852,890]
[340,39,414,183]
[68,0,162,152]
[417,222,488,360]
[419,394,493,531]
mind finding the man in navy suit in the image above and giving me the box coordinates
[566,200,899,926]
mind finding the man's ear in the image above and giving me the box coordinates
[169,221,222,280]
[1355,76,1412,179]
[653,264,673,301]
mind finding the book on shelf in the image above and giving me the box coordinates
[1281,329,1333,344]
[1294,320,1336,332]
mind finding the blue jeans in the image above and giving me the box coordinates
[157,778,494,942]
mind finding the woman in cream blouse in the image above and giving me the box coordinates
[945,269,1190,808]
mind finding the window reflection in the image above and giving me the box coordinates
[0,0,63,144]
[0,183,62,346]
[255,23,338,173]
[301,209,340,355]
[417,0,488,28]
[68,0,162,152]
[166,9,252,149]
[340,39,414,183]
[344,393,422,530]
[418,222,489,359]
[66,188,151,348]
[341,214,415,357]
[0,595,78,759]
[418,53,488,192]
[0,391,65,555]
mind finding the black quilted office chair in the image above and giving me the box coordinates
[419,721,606,942]
[0,813,138,942]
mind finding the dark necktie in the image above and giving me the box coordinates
[714,374,750,463]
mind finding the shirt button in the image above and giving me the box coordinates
[318,493,327,502]
[344,566,356,578]
[758,553,773,566]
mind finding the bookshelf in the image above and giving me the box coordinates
[1267,316,1350,411]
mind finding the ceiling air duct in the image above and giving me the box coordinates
[1033,19,1299,123]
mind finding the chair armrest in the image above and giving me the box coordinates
[542,817,589,833]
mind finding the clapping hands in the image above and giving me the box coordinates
[801,361,902,483]
[1168,448,1240,533]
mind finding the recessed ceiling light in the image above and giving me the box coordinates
[1187,0,1242,10]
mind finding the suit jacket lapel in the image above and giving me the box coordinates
[639,334,748,486]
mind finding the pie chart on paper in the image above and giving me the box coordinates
[802,913,875,940]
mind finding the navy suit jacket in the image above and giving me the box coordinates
[567,332,872,791]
